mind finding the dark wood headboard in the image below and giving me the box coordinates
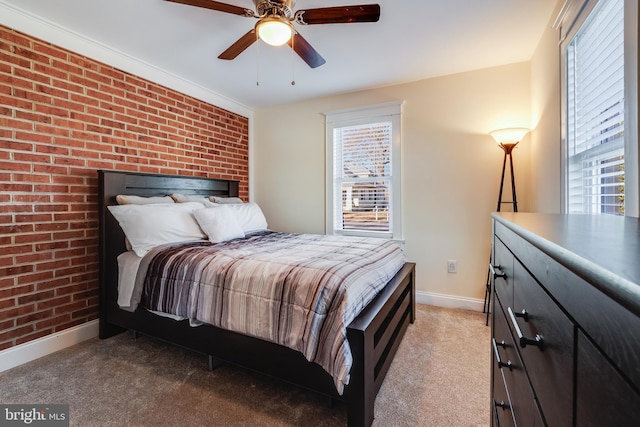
[97,170,239,337]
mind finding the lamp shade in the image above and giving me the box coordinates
[489,128,529,145]
[257,17,293,46]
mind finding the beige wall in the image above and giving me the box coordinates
[253,62,532,304]
[529,2,562,213]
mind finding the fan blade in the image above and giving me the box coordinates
[289,33,326,68]
[164,0,252,17]
[218,29,257,60]
[296,4,380,25]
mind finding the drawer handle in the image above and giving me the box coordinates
[513,308,529,322]
[489,263,506,279]
[508,306,544,350]
[493,399,511,427]
[493,399,511,411]
[492,338,512,370]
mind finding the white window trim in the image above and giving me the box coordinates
[324,101,404,239]
[556,0,639,216]
[624,0,639,217]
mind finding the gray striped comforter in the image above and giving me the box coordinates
[133,231,406,393]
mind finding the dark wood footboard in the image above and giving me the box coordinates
[98,170,416,426]
[346,262,416,427]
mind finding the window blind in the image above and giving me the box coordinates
[566,0,625,215]
[333,122,392,233]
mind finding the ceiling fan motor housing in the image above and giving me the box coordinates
[254,0,294,18]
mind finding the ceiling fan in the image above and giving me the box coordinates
[164,0,381,68]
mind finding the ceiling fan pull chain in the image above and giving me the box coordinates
[290,34,295,86]
[256,34,260,86]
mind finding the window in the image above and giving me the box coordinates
[560,0,638,215]
[325,102,403,239]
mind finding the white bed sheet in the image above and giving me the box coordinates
[117,250,189,322]
[116,251,143,309]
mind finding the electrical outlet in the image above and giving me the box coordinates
[447,260,457,273]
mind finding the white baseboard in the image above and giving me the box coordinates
[0,320,99,373]
[416,290,486,312]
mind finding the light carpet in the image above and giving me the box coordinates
[0,304,491,426]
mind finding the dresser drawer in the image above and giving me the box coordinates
[511,260,573,426]
[493,305,545,427]
[492,367,515,427]
[493,236,514,310]
[576,331,640,427]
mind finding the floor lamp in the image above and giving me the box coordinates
[483,128,529,325]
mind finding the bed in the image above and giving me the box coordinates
[98,170,416,427]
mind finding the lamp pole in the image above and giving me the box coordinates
[496,142,518,212]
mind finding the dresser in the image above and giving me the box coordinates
[490,213,640,427]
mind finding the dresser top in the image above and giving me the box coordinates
[492,212,640,317]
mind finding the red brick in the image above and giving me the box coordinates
[50,58,82,75]
[36,277,70,291]
[13,67,51,84]
[0,324,34,342]
[51,59,82,74]
[0,318,15,332]
[34,123,70,137]
[33,42,68,60]
[53,299,86,314]
[32,164,67,175]
[0,220,35,234]
[16,329,53,345]
[13,152,52,164]
[35,241,69,251]
[0,285,33,299]
[85,69,111,85]
[33,63,67,80]
[37,295,71,310]
[69,55,99,71]
[87,85,116,102]
[35,314,70,330]
[54,318,85,331]
[17,271,55,286]
[69,93,99,107]
[16,289,54,303]
[102,67,125,81]
[71,306,96,319]
[34,83,68,99]
[0,94,31,109]
[15,252,53,264]
[0,117,33,130]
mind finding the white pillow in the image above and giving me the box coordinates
[108,202,206,256]
[116,195,174,205]
[209,196,244,204]
[193,205,245,243]
[227,202,268,233]
[170,193,217,207]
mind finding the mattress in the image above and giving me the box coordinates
[117,231,406,393]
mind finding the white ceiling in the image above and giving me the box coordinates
[0,0,558,110]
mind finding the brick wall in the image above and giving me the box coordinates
[0,26,250,351]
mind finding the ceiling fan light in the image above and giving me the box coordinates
[257,17,293,46]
